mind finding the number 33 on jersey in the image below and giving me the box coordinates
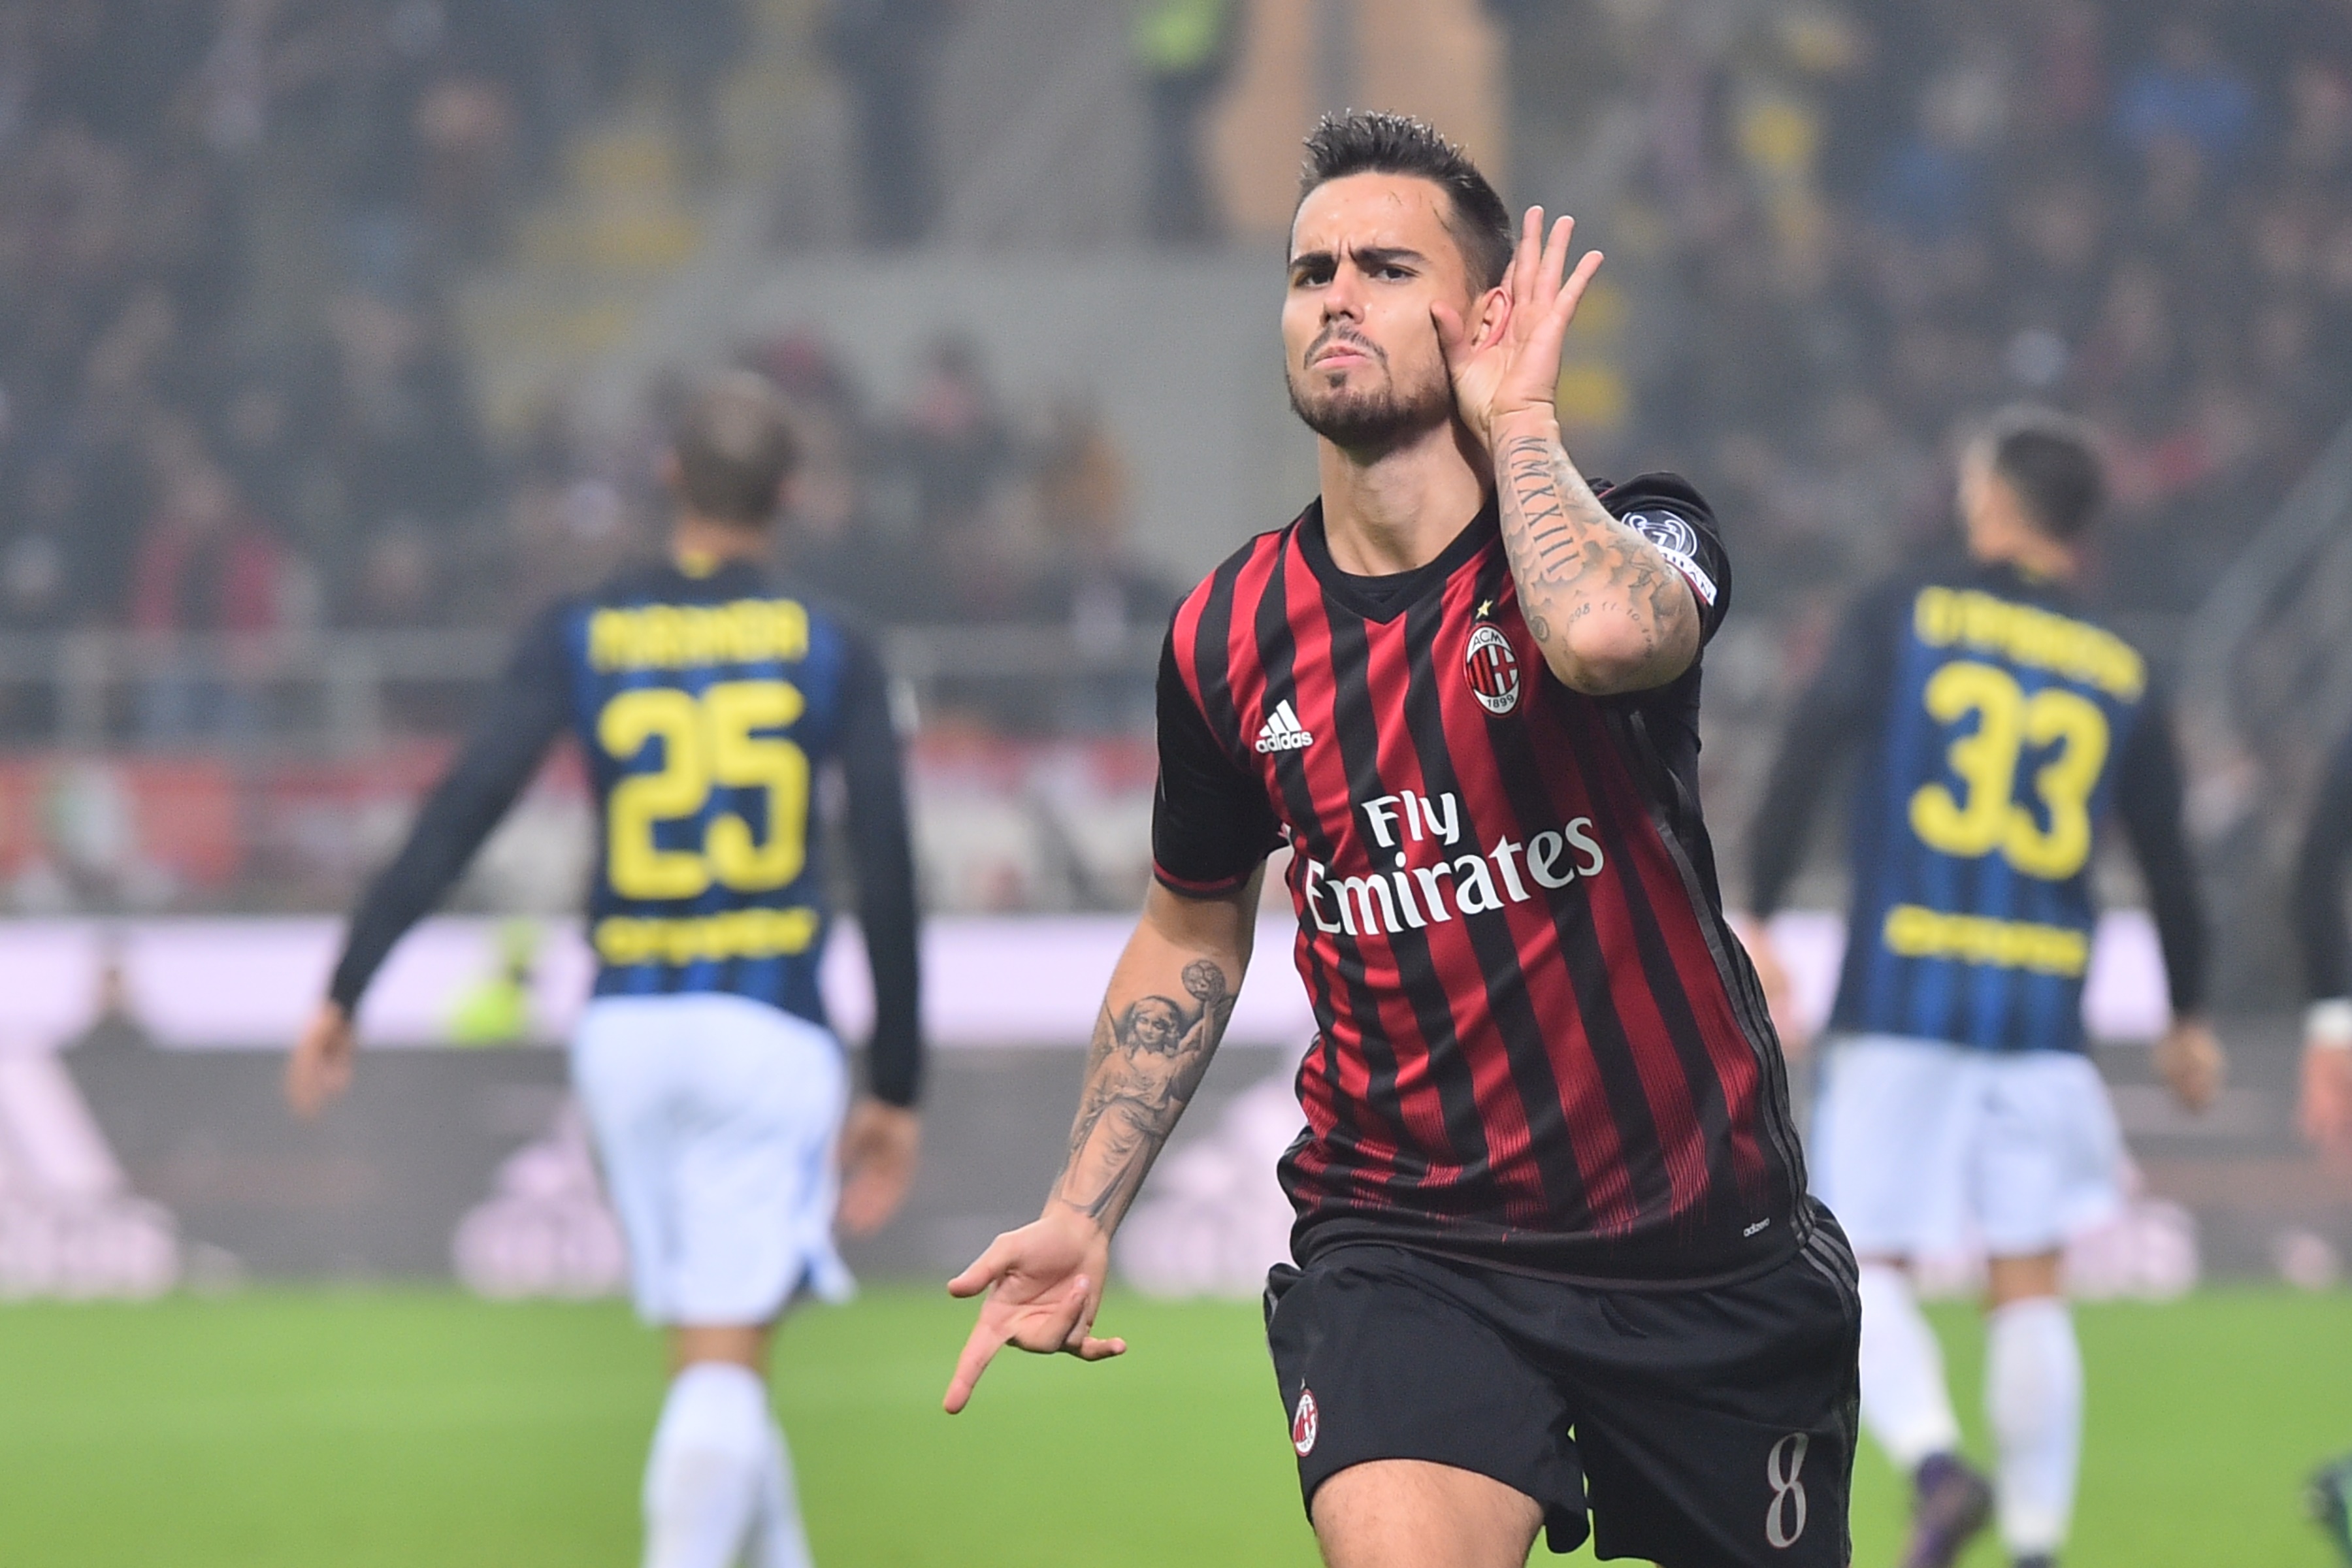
[1846,580,2152,1052]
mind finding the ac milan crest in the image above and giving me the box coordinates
[1292,1388,1320,1455]
[1465,623,1522,715]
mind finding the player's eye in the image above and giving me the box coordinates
[1292,261,1333,287]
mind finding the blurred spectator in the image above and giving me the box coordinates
[2115,22,2255,172]
[1132,0,1239,244]
[128,458,291,743]
[1023,402,1175,730]
[821,0,956,247]
[894,336,1019,620]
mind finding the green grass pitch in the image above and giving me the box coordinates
[0,1288,2345,1566]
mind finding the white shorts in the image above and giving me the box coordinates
[1809,1034,2124,1260]
[572,992,853,1325]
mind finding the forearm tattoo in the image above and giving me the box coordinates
[1054,958,1235,1230]
[1495,431,1697,679]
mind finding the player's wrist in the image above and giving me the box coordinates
[1490,406,1560,446]
[2306,998,2352,1051]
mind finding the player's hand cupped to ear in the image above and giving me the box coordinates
[286,1000,357,1117]
[1429,206,1604,448]
[836,1098,921,1235]
[941,1205,1126,1414]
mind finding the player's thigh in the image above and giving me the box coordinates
[570,997,687,1316]
[1568,1222,1861,1568]
[1311,1459,1543,1568]
[1810,1034,1971,1254]
[1265,1248,1578,1556]
[1970,1049,2123,1257]
[669,997,851,1323]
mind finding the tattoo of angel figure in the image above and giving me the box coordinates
[1062,958,1236,1224]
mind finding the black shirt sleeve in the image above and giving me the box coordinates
[1745,580,1906,916]
[1150,626,1282,898]
[833,632,924,1107]
[2293,725,2352,1002]
[329,607,574,1012]
[2112,693,2207,1017]
[1597,472,1731,644]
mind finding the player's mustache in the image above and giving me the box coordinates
[1306,326,1386,367]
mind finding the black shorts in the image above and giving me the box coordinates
[1263,1207,1860,1565]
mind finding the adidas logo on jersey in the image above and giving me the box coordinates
[1255,700,1315,753]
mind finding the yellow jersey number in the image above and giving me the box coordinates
[597,679,811,900]
[1907,659,2110,882]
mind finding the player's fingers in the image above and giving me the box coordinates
[1512,205,1544,301]
[1537,215,1575,302]
[1070,1335,1127,1362]
[942,1320,1010,1414]
[1429,299,1468,368]
[1558,247,1605,321]
[945,1235,1017,1298]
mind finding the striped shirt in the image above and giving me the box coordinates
[1152,476,1809,1284]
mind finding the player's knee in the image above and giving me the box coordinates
[1984,1250,2063,1306]
[670,1322,772,1374]
[1310,1459,1543,1568]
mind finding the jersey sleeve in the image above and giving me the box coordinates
[1599,472,1730,645]
[832,629,924,1107]
[2111,689,2208,1017]
[2293,724,2352,1002]
[328,606,574,1013]
[1150,626,1282,898]
[1744,578,1906,916]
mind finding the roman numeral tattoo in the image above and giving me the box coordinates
[1494,429,1698,684]
[1054,958,1236,1230]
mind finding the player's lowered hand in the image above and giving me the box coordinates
[838,1098,921,1235]
[2155,1017,2226,1114]
[286,1000,356,1117]
[2298,1038,2352,1169]
[1738,918,1808,1061]
[1431,204,1603,449]
[942,1205,1125,1414]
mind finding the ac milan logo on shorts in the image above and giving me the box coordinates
[1465,624,1522,715]
[1292,1388,1319,1455]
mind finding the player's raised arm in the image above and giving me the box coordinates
[942,872,1256,1414]
[286,610,572,1115]
[1432,208,1699,696]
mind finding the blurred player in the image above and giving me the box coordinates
[286,372,923,1568]
[2291,722,2352,1563]
[2292,721,2352,1169]
[947,112,1857,1568]
[1744,408,2220,1568]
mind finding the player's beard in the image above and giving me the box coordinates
[1286,336,1454,451]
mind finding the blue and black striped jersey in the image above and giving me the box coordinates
[329,556,923,1103]
[1750,555,2204,1055]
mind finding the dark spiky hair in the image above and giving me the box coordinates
[1978,404,2105,541]
[1297,111,1514,291]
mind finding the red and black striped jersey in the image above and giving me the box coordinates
[1152,476,1809,1285]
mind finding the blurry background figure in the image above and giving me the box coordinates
[820,0,958,246]
[1024,401,1172,732]
[894,335,1017,623]
[1133,0,1237,244]
[129,455,289,745]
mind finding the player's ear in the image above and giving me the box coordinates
[1473,283,1511,351]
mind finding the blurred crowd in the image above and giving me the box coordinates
[0,0,742,662]
[1498,0,2352,618]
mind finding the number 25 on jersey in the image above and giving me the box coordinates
[1908,659,2110,882]
[598,679,810,900]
